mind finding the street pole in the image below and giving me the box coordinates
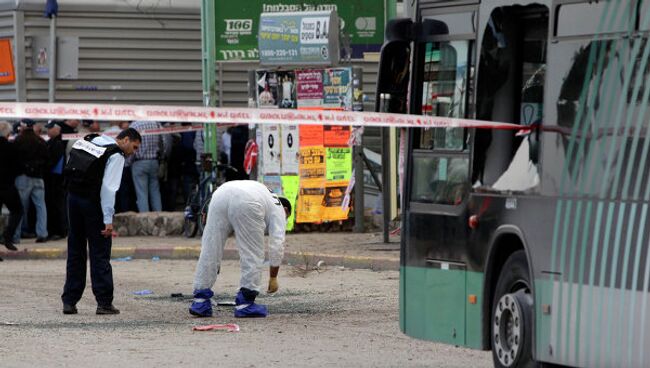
[201,0,218,160]
[48,15,56,102]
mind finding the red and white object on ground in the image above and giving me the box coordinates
[192,323,240,332]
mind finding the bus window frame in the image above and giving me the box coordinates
[403,6,478,215]
[408,149,470,216]
[551,0,641,41]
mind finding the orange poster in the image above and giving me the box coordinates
[299,124,323,147]
[323,125,350,147]
[0,39,15,85]
[298,146,326,179]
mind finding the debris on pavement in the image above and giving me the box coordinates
[132,289,153,295]
[192,323,240,332]
[113,256,132,262]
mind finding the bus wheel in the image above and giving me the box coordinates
[491,250,536,368]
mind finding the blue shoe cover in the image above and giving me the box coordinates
[189,288,213,317]
[235,290,247,306]
[234,302,268,318]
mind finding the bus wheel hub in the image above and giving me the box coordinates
[493,294,522,367]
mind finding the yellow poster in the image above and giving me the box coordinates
[296,146,326,223]
[322,180,350,221]
[296,178,325,223]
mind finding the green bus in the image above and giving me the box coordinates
[376,0,650,367]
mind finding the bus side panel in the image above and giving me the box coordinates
[401,265,466,345]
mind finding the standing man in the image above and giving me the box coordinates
[0,121,22,256]
[61,128,141,315]
[190,180,291,318]
[44,121,68,240]
[130,120,168,212]
[12,119,49,243]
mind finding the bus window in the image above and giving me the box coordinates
[419,41,471,150]
[422,12,475,35]
[555,1,631,37]
[411,155,469,205]
[472,5,547,192]
[641,1,650,31]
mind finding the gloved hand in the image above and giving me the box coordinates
[267,277,279,293]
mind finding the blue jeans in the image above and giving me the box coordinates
[13,175,48,241]
[131,159,162,212]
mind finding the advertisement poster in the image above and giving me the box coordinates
[299,146,326,180]
[281,125,300,175]
[281,175,299,231]
[259,12,338,66]
[296,179,325,223]
[263,175,283,195]
[323,68,352,110]
[256,71,279,108]
[325,147,352,181]
[0,39,15,84]
[296,69,323,107]
[323,125,350,147]
[215,0,384,61]
[299,125,324,147]
[277,71,296,108]
[262,124,281,175]
[322,180,350,221]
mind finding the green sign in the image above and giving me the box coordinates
[215,0,385,61]
[325,147,352,181]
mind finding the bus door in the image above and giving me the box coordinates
[399,7,478,347]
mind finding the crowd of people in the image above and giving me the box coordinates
[0,118,207,251]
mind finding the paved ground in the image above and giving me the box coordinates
[1,232,402,270]
[0,260,491,368]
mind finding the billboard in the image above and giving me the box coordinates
[215,0,384,61]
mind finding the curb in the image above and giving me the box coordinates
[0,246,399,271]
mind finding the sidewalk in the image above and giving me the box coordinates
[0,232,401,271]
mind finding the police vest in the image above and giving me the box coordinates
[64,135,123,199]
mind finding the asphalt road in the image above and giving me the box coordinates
[0,260,491,368]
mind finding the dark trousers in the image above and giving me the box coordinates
[115,167,136,213]
[45,174,67,237]
[0,186,23,244]
[61,193,113,306]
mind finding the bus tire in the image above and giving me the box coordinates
[491,250,537,368]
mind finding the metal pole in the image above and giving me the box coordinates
[48,15,56,102]
[354,145,365,233]
[386,0,398,20]
[380,93,392,243]
[201,0,217,159]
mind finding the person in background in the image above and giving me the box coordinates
[44,121,68,240]
[0,121,23,255]
[12,119,49,244]
[130,120,169,212]
[82,120,101,134]
[112,122,137,213]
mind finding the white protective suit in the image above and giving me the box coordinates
[193,180,286,292]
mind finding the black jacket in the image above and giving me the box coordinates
[0,137,19,189]
[13,130,49,179]
[46,134,67,175]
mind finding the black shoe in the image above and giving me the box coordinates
[0,256,3,261]
[96,305,120,315]
[48,235,63,241]
[2,241,17,251]
[63,304,78,315]
[35,237,48,243]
